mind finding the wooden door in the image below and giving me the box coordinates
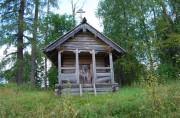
[79,64,93,84]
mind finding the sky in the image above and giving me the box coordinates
[58,0,103,32]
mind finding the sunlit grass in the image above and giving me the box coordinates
[0,80,179,118]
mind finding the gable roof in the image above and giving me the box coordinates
[44,18,126,55]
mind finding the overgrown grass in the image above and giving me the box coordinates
[0,80,179,118]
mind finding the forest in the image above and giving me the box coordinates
[0,0,179,117]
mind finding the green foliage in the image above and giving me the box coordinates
[140,74,180,117]
[48,65,58,88]
[0,81,179,117]
[97,0,148,85]
[41,13,75,45]
[157,63,179,82]
[23,52,31,83]
[97,0,179,84]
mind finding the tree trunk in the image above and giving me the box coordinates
[30,0,39,86]
[140,4,154,73]
[16,0,25,85]
[44,56,48,89]
[44,0,50,89]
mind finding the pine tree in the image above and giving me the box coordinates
[30,0,39,86]
[0,0,26,84]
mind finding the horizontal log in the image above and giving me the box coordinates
[82,88,94,92]
[63,71,75,73]
[55,84,80,88]
[62,80,76,84]
[81,84,93,88]
[95,83,118,86]
[96,88,112,92]
[60,45,109,51]
[55,83,119,89]
[96,77,111,83]
[75,34,93,37]
[62,65,76,67]
[60,87,119,93]
[70,38,97,41]
[61,73,76,80]
[62,44,108,48]
[65,41,104,45]
[61,88,80,92]
[96,73,111,77]
[96,67,111,69]
[61,67,76,70]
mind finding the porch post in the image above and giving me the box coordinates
[58,51,62,85]
[76,49,79,84]
[92,49,97,84]
[109,52,114,83]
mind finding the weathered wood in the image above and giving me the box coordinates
[81,84,92,87]
[61,73,76,80]
[96,77,111,83]
[62,56,106,73]
[60,45,109,51]
[82,88,94,92]
[61,33,109,52]
[96,67,111,70]
[83,24,87,32]
[55,84,79,88]
[45,24,83,52]
[96,73,111,77]
[44,21,126,71]
[93,84,97,96]
[62,80,76,83]
[85,24,126,54]
[61,67,76,69]
[92,49,97,84]
[58,51,61,84]
[109,52,114,83]
[76,49,79,84]
[63,41,106,45]
[55,83,119,95]
[79,84,82,96]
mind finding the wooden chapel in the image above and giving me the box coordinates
[43,18,126,95]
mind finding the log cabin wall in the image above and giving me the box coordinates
[62,56,107,73]
[60,32,109,51]
[60,31,109,74]
[59,31,111,84]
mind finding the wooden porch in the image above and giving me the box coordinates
[55,49,118,95]
[43,18,125,96]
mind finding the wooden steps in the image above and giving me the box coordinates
[55,83,119,96]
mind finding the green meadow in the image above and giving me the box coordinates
[0,80,179,118]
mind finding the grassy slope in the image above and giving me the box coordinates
[0,81,179,118]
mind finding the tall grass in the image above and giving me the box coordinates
[0,80,179,118]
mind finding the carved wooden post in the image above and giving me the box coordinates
[76,49,79,84]
[92,49,97,84]
[58,50,62,85]
[109,52,114,83]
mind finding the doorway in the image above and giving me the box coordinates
[79,64,93,84]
